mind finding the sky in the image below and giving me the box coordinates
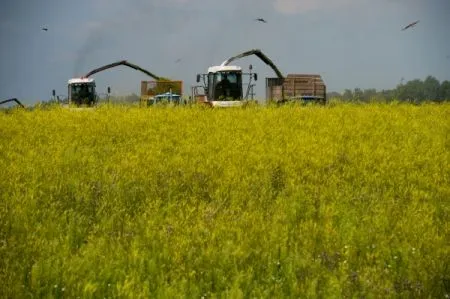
[0,0,449,104]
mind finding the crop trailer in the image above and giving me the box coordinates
[266,74,327,104]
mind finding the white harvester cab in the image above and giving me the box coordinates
[193,49,288,107]
[67,77,97,106]
[194,63,257,108]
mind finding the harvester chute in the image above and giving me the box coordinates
[221,49,284,80]
[0,98,25,108]
[83,60,167,80]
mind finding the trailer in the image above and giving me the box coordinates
[266,74,326,104]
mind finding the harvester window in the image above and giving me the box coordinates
[214,71,242,100]
[217,72,238,84]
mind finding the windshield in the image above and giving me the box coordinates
[69,83,96,105]
[71,84,94,96]
[213,71,242,100]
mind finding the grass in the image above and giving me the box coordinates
[0,102,449,298]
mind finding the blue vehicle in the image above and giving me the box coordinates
[148,92,182,105]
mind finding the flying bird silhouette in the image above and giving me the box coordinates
[42,27,48,31]
[255,18,267,23]
[401,20,419,31]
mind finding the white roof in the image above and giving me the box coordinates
[207,65,242,73]
[68,77,95,84]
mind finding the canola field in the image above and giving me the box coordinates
[0,102,449,298]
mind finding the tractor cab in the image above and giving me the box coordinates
[195,65,257,107]
[68,78,97,106]
[206,66,243,101]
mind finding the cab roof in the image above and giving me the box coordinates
[68,77,95,84]
[207,65,242,74]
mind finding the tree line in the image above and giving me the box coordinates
[327,75,450,103]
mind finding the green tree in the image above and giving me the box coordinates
[380,89,394,101]
[363,88,377,102]
[439,80,450,101]
[397,79,424,102]
[423,76,440,101]
[342,89,353,101]
[353,88,364,101]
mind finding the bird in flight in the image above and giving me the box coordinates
[42,27,48,31]
[255,18,267,23]
[175,58,182,63]
[401,20,419,31]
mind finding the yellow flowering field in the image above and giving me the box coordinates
[0,102,449,298]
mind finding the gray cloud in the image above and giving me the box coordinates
[272,0,371,14]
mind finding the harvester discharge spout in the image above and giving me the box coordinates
[0,98,25,108]
[220,49,284,79]
[83,60,164,80]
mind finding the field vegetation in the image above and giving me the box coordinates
[0,102,449,298]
